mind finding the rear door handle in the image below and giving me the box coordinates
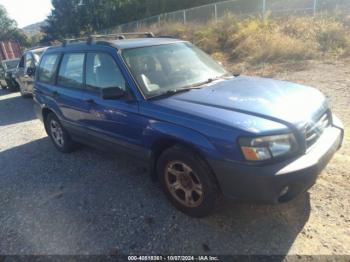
[84,98,95,104]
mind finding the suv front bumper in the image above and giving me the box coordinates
[210,124,344,204]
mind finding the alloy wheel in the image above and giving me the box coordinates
[165,161,204,208]
[50,119,64,147]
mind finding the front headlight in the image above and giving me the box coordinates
[239,134,298,161]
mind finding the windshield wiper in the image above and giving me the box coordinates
[189,73,233,88]
[189,79,214,88]
[165,88,193,95]
[148,88,193,100]
[148,74,232,100]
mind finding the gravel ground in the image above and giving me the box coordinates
[0,60,349,256]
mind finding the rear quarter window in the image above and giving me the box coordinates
[38,54,60,84]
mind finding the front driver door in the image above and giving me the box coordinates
[81,51,147,159]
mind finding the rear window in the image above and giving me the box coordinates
[38,54,60,84]
[58,53,85,89]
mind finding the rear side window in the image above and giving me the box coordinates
[58,53,85,89]
[38,54,60,84]
[25,53,33,68]
[85,52,126,92]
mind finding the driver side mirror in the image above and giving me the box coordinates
[100,86,126,100]
[27,67,36,77]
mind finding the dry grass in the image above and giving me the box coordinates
[137,13,350,67]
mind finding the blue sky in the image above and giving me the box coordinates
[0,0,52,28]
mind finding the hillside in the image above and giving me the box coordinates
[22,21,47,35]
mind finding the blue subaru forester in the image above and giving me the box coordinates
[33,33,344,217]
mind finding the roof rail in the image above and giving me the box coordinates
[62,32,155,46]
[25,45,48,51]
[158,35,175,39]
[62,37,92,46]
[91,32,155,39]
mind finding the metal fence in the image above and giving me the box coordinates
[104,0,350,33]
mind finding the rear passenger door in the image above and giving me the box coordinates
[36,52,61,100]
[81,52,146,158]
[54,52,87,130]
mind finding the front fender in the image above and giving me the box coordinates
[142,120,221,161]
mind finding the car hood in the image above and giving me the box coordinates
[154,76,328,129]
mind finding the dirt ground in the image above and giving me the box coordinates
[0,59,349,256]
[257,59,350,255]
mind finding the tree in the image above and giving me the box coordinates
[42,0,220,42]
[0,4,27,45]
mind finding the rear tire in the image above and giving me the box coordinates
[18,83,30,97]
[157,145,219,218]
[46,113,76,153]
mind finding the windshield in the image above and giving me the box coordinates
[3,59,19,70]
[122,42,228,98]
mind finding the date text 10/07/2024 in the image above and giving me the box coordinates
[128,256,220,261]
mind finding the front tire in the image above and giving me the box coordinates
[157,146,219,218]
[46,113,76,153]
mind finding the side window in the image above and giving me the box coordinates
[38,54,60,84]
[58,53,85,89]
[18,55,25,68]
[25,53,33,68]
[86,52,126,92]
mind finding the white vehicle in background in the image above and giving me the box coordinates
[15,47,49,97]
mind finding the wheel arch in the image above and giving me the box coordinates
[42,107,56,133]
[148,135,220,192]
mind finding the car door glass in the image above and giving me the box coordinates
[86,52,126,92]
[33,51,44,65]
[18,55,25,68]
[25,53,33,69]
[58,53,85,89]
[38,54,60,84]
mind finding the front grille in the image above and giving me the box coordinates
[305,112,331,148]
